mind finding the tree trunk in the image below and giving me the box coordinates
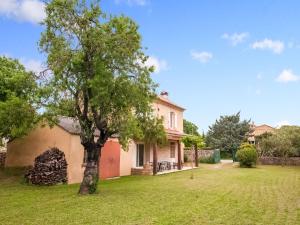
[79,161,99,194]
[79,145,101,195]
[153,143,158,175]
[194,144,199,167]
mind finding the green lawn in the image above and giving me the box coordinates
[0,164,299,225]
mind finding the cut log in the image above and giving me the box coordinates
[25,147,68,185]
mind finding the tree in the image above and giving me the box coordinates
[206,112,250,161]
[40,0,157,194]
[183,119,200,136]
[259,126,300,164]
[181,135,205,167]
[0,56,41,142]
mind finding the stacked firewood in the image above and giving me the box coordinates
[25,147,68,185]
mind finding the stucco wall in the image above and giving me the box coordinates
[119,140,135,176]
[152,101,184,133]
[6,125,122,184]
[6,125,71,168]
[68,135,85,184]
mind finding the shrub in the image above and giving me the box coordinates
[236,143,257,168]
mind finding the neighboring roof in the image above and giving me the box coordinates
[57,116,100,136]
[156,96,185,111]
[249,124,275,137]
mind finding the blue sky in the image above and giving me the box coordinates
[1,0,300,132]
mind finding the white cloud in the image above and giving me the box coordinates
[145,56,168,74]
[221,32,249,46]
[21,58,45,74]
[276,69,300,83]
[114,0,148,6]
[251,38,285,54]
[0,0,45,24]
[190,51,213,63]
[276,120,290,128]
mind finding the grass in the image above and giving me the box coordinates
[0,164,299,225]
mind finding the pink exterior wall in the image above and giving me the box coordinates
[6,125,122,184]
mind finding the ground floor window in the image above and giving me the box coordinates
[170,142,176,158]
[136,143,144,167]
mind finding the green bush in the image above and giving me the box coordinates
[220,151,232,159]
[236,143,257,168]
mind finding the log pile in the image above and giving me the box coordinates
[25,147,68,185]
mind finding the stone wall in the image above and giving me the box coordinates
[184,149,215,162]
[0,152,6,168]
[259,157,300,166]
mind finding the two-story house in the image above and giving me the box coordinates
[5,92,185,183]
[121,91,185,176]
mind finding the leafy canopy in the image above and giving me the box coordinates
[181,135,205,149]
[0,56,41,140]
[259,126,300,158]
[206,112,250,153]
[40,0,159,149]
[183,119,200,136]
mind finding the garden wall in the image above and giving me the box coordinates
[184,149,214,162]
[259,157,300,166]
[0,152,6,168]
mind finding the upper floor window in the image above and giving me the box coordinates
[169,111,176,129]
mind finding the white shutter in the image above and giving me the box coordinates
[174,113,177,129]
[168,112,171,128]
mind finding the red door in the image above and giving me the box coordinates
[99,140,121,180]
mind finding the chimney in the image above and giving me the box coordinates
[160,91,169,98]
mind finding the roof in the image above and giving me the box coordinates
[57,116,100,136]
[156,96,185,111]
[249,124,275,137]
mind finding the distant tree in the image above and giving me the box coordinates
[206,112,250,161]
[183,119,200,135]
[40,0,157,194]
[182,135,205,167]
[259,126,300,164]
[0,56,41,142]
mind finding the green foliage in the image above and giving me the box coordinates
[0,56,41,140]
[137,115,167,147]
[206,112,250,160]
[259,126,300,159]
[220,151,232,159]
[40,0,160,193]
[40,0,157,150]
[236,143,257,168]
[181,135,205,149]
[183,119,200,135]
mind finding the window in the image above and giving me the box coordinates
[170,142,176,158]
[136,144,144,167]
[170,112,175,128]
